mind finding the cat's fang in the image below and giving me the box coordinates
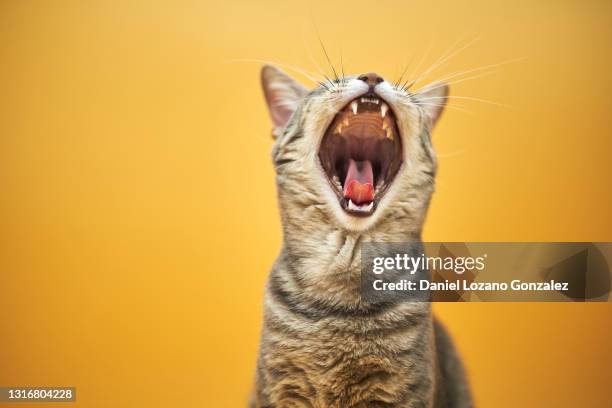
[381,103,388,118]
[383,122,393,139]
[351,101,358,115]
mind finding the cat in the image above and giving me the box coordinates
[252,65,472,408]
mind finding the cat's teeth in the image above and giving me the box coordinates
[382,122,393,139]
[381,103,388,118]
[351,101,358,115]
[360,97,380,104]
[348,200,374,212]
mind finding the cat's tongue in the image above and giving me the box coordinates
[343,159,374,205]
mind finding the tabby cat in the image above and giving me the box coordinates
[252,65,472,408]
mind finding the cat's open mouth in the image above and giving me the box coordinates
[319,93,403,216]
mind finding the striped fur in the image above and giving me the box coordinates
[253,66,472,408]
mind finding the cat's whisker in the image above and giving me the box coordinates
[301,25,330,81]
[394,55,415,89]
[398,39,435,91]
[419,95,513,109]
[414,36,466,82]
[273,100,306,110]
[416,102,473,114]
[436,148,467,158]
[418,56,526,91]
[409,36,480,90]
[408,39,436,82]
[340,51,346,87]
[316,32,339,85]
[322,74,336,89]
[228,58,323,84]
[437,70,497,88]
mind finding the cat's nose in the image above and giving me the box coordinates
[358,72,384,88]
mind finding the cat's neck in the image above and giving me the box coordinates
[275,222,423,315]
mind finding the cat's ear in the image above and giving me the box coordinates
[417,82,449,129]
[261,65,308,139]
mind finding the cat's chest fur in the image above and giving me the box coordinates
[255,268,437,408]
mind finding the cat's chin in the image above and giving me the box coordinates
[318,92,403,217]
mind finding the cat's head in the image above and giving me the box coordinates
[261,65,447,235]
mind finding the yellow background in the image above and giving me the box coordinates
[1,0,611,406]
